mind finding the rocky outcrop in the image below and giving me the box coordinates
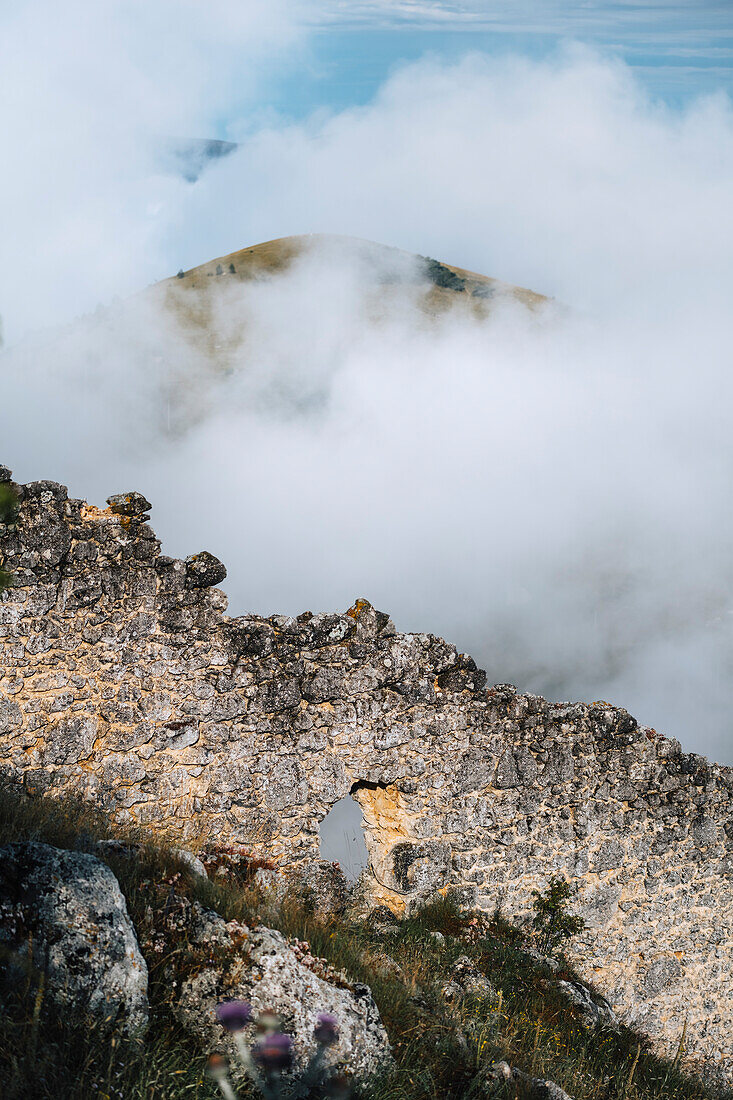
[0,472,732,1079]
[487,1061,574,1099]
[442,954,498,1006]
[282,859,351,921]
[0,841,148,1034]
[557,980,619,1032]
[170,901,391,1077]
[421,255,467,292]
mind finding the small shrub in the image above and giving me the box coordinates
[531,876,585,957]
[0,482,19,525]
[0,482,19,593]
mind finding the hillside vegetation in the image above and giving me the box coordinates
[0,777,727,1100]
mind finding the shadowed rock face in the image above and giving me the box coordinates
[0,841,148,1034]
[0,472,732,1080]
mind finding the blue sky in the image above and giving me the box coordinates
[254,1,733,124]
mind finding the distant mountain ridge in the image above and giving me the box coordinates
[145,233,548,386]
[160,233,545,308]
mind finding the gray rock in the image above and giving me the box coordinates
[185,551,227,588]
[96,839,208,883]
[495,750,520,789]
[524,948,562,974]
[557,980,619,1030]
[106,491,152,517]
[442,979,464,1003]
[443,955,498,1004]
[284,859,351,920]
[173,902,391,1078]
[390,839,452,896]
[173,847,209,882]
[641,956,682,997]
[591,838,625,872]
[422,256,466,292]
[486,1061,574,1099]
[0,841,148,1034]
[252,865,285,895]
[0,466,12,482]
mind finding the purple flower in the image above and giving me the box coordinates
[314,1013,339,1046]
[253,1032,294,1072]
[216,1000,253,1032]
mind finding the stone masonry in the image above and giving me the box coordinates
[0,472,731,1080]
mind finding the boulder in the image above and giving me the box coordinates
[422,256,467,292]
[106,491,152,517]
[486,1061,574,1099]
[284,859,351,920]
[557,979,619,1031]
[172,901,391,1079]
[443,955,498,1006]
[96,838,208,883]
[0,841,148,1034]
[185,551,227,588]
[250,860,350,921]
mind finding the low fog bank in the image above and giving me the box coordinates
[2,48,733,765]
[4,236,733,765]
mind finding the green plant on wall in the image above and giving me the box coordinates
[0,483,19,525]
[0,481,18,593]
[531,875,585,957]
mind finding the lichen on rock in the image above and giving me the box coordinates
[0,841,148,1035]
[170,901,391,1078]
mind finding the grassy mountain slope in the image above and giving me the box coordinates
[146,234,548,375]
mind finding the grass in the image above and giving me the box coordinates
[0,776,729,1100]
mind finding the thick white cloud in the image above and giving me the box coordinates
[0,0,306,339]
[2,43,733,764]
[173,48,733,310]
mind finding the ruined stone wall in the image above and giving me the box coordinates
[0,471,731,1079]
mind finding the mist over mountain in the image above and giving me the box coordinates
[2,15,733,766]
[4,220,733,766]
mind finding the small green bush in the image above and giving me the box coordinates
[0,482,19,525]
[0,482,19,593]
[531,875,585,957]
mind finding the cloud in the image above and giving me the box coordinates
[312,0,733,43]
[174,48,733,312]
[3,45,733,765]
[0,0,306,341]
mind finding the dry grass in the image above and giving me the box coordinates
[0,777,729,1100]
[142,233,549,376]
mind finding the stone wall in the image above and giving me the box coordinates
[0,471,731,1080]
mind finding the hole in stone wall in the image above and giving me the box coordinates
[349,779,416,911]
[318,794,369,882]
